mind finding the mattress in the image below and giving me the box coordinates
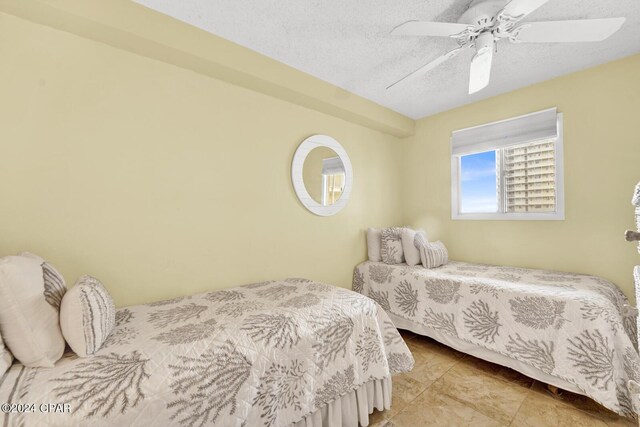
[0,278,413,427]
[354,260,640,416]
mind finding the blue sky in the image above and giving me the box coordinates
[460,150,497,213]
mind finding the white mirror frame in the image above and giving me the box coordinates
[291,134,353,216]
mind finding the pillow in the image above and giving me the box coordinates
[19,252,67,309]
[415,234,449,268]
[401,228,428,267]
[60,275,115,357]
[380,227,405,264]
[0,331,13,377]
[0,255,67,367]
[366,228,382,262]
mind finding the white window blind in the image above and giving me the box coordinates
[451,108,558,156]
[322,156,345,175]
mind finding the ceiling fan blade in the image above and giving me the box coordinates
[387,46,468,90]
[468,46,493,94]
[513,18,626,43]
[390,20,471,37]
[499,0,550,21]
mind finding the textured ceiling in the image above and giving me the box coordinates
[133,0,640,119]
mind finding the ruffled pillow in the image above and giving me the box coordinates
[60,275,115,357]
[414,234,449,268]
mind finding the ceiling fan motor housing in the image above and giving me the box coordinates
[458,0,507,27]
[475,32,495,53]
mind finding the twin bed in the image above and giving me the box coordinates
[0,279,413,427]
[354,260,640,417]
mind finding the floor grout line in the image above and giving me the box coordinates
[387,382,434,426]
[416,350,531,426]
[508,384,534,426]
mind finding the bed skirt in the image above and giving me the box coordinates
[291,376,392,427]
[390,314,584,395]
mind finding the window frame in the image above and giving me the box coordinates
[451,113,564,221]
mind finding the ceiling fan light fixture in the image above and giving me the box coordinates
[469,44,493,94]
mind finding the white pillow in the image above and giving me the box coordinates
[401,229,428,267]
[381,227,405,264]
[367,228,382,262]
[60,275,115,357]
[415,234,449,268]
[0,332,13,377]
[19,252,67,309]
[0,255,66,367]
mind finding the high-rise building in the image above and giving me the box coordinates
[502,140,556,213]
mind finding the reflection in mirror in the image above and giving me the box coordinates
[302,147,346,206]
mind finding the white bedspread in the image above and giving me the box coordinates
[354,260,640,416]
[0,278,413,427]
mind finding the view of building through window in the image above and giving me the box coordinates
[503,140,556,213]
[459,139,556,214]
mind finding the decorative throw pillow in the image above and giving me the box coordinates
[0,332,13,377]
[19,252,67,309]
[415,234,449,268]
[367,228,382,262]
[380,227,405,264]
[401,228,428,267]
[0,255,67,367]
[60,275,115,357]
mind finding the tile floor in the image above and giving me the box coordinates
[369,330,637,427]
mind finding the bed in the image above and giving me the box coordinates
[0,278,413,427]
[353,260,640,417]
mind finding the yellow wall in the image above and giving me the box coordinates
[0,0,415,138]
[0,13,403,307]
[402,55,640,299]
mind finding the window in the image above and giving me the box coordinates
[451,108,564,220]
[321,156,345,206]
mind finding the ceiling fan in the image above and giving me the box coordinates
[387,0,626,94]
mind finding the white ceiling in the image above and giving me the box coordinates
[133,0,640,119]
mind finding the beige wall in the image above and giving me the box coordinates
[0,0,415,138]
[0,13,403,307]
[402,55,640,299]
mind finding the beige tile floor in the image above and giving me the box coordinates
[369,330,637,427]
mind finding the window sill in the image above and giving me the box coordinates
[452,212,565,221]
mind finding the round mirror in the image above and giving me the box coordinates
[292,135,353,216]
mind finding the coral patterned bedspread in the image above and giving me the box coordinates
[353,260,639,416]
[0,279,413,427]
